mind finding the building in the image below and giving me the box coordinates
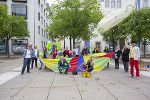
[0,0,50,55]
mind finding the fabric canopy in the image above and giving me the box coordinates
[40,53,115,72]
[97,5,134,32]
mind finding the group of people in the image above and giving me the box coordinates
[19,40,140,79]
[113,41,140,79]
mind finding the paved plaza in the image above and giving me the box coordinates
[0,58,150,100]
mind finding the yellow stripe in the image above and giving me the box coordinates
[40,59,59,69]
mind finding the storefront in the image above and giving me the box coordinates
[11,39,28,53]
[0,39,6,53]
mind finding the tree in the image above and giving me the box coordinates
[46,0,103,50]
[0,4,29,57]
[101,8,150,56]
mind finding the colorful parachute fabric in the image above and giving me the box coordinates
[40,53,115,72]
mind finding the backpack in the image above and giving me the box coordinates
[72,69,78,75]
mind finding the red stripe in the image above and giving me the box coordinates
[68,57,78,72]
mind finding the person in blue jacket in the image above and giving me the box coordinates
[19,45,34,75]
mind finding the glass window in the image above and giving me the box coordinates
[41,29,43,36]
[44,20,45,27]
[12,4,27,19]
[143,0,148,7]
[41,4,43,13]
[38,0,40,5]
[38,26,40,34]
[41,16,43,24]
[105,0,110,7]
[44,9,45,16]
[12,0,27,2]
[38,12,40,21]
[111,0,116,8]
[0,0,7,1]
[42,41,43,48]
[117,0,121,8]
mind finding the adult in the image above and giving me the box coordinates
[53,47,57,59]
[104,46,109,53]
[93,48,99,53]
[104,46,110,68]
[122,45,130,72]
[126,41,140,79]
[73,45,80,57]
[31,46,39,69]
[86,57,94,72]
[58,56,69,74]
[63,47,69,57]
[39,47,47,70]
[19,45,34,75]
[82,45,90,56]
[114,46,122,69]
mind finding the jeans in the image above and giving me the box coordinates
[87,66,93,72]
[115,59,119,69]
[21,58,32,74]
[58,65,69,73]
[123,61,128,72]
[31,57,37,68]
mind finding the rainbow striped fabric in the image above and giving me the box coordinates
[40,53,114,72]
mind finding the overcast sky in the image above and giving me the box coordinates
[47,0,55,5]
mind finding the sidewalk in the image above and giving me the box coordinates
[0,59,150,100]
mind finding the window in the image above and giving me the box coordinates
[44,9,45,16]
[0,0,7,1]
[44,42,45,47]
[111,0,116,8]
[12,0,27,2]
[44,31,45,37]
[143,0,148,7]
[41,29,43,36]
[42,41,43,48]
[38,0,40,5]
[44,20,45,27]
[41,16,43,24]
[12,4,27,19]
[105,0,110,7]
[117,0,121,8]
[38,26,40,34]
[38,12,40,21]
[41,4,43,13]
[44,0,45,5]
[95,42,101,51]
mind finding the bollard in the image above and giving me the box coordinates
[147,65,150,68]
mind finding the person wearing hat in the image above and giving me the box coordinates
[58,56,70,74]
[126,41,140,79]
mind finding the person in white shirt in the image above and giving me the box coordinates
[73,45,80,57]
[31,46,39,69]
[126,41,140,79]
[19,45,34,75]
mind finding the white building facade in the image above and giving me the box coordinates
[0,0,50,55]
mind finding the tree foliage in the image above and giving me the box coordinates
[0,4,29,57]
[46,0,103,41]
[101,8,150,48]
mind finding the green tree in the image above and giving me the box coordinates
[101,8,150,55]
[46,0,103,50]
[0,4,29,57]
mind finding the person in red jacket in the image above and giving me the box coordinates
[53,47,57,59]
[63,47,69,57]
